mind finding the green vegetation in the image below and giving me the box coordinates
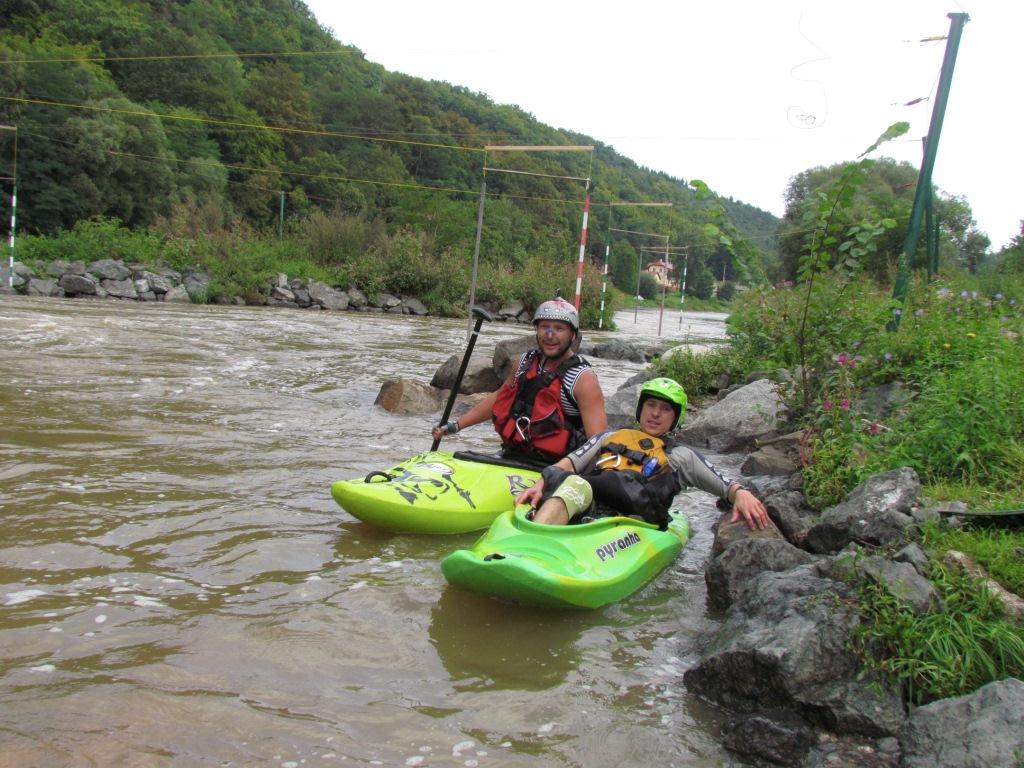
[854,562,1024,706]
[0,0,779,322]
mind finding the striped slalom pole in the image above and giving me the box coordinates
[678,250,689,327]
[6,183,15,289]
[598,243,609,328]
[572,183,590,311]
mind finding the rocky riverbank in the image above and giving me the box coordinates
[1,257,542,321]
[385,346,1024,767]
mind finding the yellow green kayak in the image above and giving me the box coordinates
[330,450,542,534]
[441,506,691,608]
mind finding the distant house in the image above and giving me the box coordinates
[646,259,673,287]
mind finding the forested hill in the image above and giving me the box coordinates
[0,0,778,282]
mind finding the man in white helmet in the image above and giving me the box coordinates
[432,297,607,463]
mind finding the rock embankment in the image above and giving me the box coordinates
[1,258,538,321]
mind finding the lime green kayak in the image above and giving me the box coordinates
[441,507,691,608]
[330,451,541,534]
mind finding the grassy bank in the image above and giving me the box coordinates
[15,214,619,328]
[653,270,1024,704]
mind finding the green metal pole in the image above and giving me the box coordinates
[889,12,969,330]
[925,183,936,277]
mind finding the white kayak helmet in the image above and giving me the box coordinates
[532,298,579,333]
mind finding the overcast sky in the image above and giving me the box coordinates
[304,0,1020,249]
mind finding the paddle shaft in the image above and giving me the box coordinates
[432,306,492,450]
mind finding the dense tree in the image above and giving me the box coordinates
[0,0,780,268]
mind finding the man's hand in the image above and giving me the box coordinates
[730,488,770,530]
[515,479,545,508]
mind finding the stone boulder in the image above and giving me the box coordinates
[676,378,787,452]
[899,678,1024,768]
[492,335,536,382]
[307,280,349,311]
[401,296,428,316]
[88,258,131,281]
[804,468,919,554]
[163,285,192,303]
[374,378,443,415]
[101,278,138,299]
[764,489,819,547]
[430,353,501,395]
[706,535,817,610]
[58,273,98,296]
[25,278,63,297]
[684,564,906,742]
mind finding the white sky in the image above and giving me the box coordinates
[304,0,1021,249]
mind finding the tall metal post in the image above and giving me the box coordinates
[466,177,487,339]
[277,191,285,239]
[598,242,610,329]
[889,12,969,329]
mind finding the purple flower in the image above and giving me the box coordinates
[822,399,833,411]
[914,308,924,317]
[995,293,1004,301]
[840,399,851,410]
[938,287,951,298]
[868,423,881,436]
[883,351,893,361]
[960,290,969,298]
[835,352,849,366]
[893,307,902,316]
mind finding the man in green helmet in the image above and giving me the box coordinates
[515,377,769,531]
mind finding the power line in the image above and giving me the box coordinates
[0,49,364,66]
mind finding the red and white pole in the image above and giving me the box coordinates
[572,182,590,311]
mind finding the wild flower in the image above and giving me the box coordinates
[943,342,952,349]
[914,308,924,317]
[966,332,977,338]
[961,290,969,298]
[883,351,894,361]
[937,287,951,298]
[995,293,1004,301]
[823,399,833,411]
[840,399,851,410]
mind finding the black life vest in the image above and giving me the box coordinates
[491,350,585,461]
[584,429,681,530]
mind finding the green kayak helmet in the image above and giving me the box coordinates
[636,377,688,430]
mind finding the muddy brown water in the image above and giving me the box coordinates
[0,295,745,767]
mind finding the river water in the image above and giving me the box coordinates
[0,295,744,767]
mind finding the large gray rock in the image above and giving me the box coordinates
[402,296,428,316]
[58,273,98,296]
[25,278,63,297]
[142,271,172,294]
[900,678,1024,768]
[307,280,349,311]
[805,468,919,554]
[183,272,210,301]
[706,536,817,610]
[605,383,641,430]
[831,553,941,616]
[684,564,906,738]
[374,378,442,415]
[431,353,501,395]
[101,278,138,299]
[492,335,536,382]
[346,286,368,308]
[676,379,787,452]
[163,285,191,303]
[764,489,819,546]
[88,258,131,281]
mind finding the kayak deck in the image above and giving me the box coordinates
[331,450,542,534]
[441,507,691,608]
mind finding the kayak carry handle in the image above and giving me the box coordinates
[364,470,394,483]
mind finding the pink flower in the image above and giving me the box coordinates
[840,399,851,410]
[868,423,881,435]
[822,399,833,411]
[835,352,848,366]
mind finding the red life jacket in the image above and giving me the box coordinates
[492,350,584,461]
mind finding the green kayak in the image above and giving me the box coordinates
[441,506,691,609]
[330,450,542,534]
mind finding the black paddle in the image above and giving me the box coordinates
[431,306,493,450]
